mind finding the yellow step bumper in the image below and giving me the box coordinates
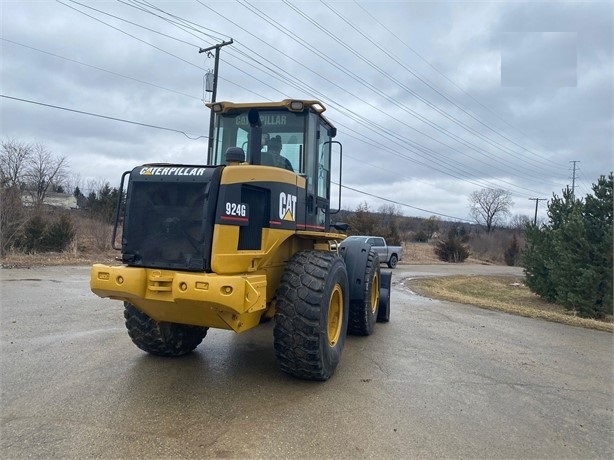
[90,264,267,332]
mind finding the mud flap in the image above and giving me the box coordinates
[338,240,372,303]
[377,270,392,322]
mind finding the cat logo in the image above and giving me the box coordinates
[279,192,297,222]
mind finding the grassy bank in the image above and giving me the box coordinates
[407,275,613,332]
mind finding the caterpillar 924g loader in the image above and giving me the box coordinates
[90,99,391,381]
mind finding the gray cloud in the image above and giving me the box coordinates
[501,32,577,87]
[1,1,611,220]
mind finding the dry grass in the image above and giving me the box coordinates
[401,242,487,265]
[408,275,613,332]
[0,250,118,268]
[2,241,453,268]
[401,242,441,264]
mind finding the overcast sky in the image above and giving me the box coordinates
[1,1,612,222]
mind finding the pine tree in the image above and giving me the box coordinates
[523,224,557,301]
[522,174,613,318]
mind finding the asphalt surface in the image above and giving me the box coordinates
[1,264,612,459]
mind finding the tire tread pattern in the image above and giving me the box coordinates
[124,302,208,357]
[273,251,348,381]
[348,249,379,336]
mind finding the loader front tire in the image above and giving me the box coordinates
[124,302,208,357]
[274,251,349,381]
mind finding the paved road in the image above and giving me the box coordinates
[1,265,612,459]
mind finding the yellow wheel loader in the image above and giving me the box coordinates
[90,99,391,381]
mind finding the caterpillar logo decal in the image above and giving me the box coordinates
[279,192,297,222]
[140,166,205,176]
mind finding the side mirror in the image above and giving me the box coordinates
[248,108,261,127]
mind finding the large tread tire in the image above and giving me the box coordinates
[124,302,208,357]
[273,251,349,381]
[387,254,398,269]
[348,249,380,336]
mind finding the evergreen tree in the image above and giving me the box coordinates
[523,224,557,302]
[434,227,470,263]
[41,214,75,252]
[88,183,119,222]
[522,174,613,318]
[20,214,46,253]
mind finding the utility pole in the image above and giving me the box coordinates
[199,39,233,163]
[569,160,579,196]
[529,198,547,225]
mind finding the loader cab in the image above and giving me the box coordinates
[207,99,340,231]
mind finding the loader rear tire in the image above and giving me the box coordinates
[274,251,349,381]
[348,248,380,336]
[124,302,208,357]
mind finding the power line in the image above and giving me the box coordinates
[0,38,200,100]
[6,2,564,214]
[286,0,559,177]
[220,3,534,186]
[55,0,204,71]
[351,0,564,170]
[67,0,201,49]
[111,0,559,197]
[120,0,227,43]
[235,1,562,187]
[1,95,207,140]
[0,92,467,219]
[84,0,558,196]
[338,182,471,222]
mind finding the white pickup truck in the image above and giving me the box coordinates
[340,235,403,268]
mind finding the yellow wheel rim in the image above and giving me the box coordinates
[327,283,343,346]
[370,272,379,315]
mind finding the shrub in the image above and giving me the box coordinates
[41,214,75,252]
[434,229,470,263]
[19,214,46,253]
[504,233,520,266]
[414,230,429,242]
[16,212,75,253]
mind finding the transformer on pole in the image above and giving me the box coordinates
[199,39,233,164]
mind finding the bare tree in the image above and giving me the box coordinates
[1,138,32,188]
[0,139,32,254]
[24,143,68,207]
[509,214,532,232]
[376,204,402,244]
[420,215,441,239]
[1,139,73,254]
[468,188,513,233]
[0,185,25,255]
[64,172,84,197]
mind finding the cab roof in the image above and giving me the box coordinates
[206,99,326,114]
